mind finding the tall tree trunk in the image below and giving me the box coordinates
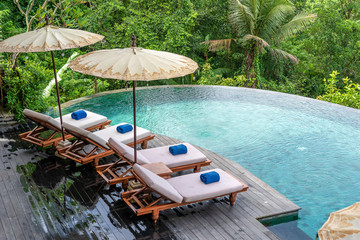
[245,44,256,87]
[10,53,20,70]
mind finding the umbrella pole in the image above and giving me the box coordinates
[133,81,137,163]
[51,51,65,141]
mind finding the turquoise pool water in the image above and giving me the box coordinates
[62,86,360,237]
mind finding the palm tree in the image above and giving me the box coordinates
[204,0,316,87]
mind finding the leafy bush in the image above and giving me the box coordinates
[3,58,52,120]
[198,63,246,87]
[197,63,222,85]
[46,69,110,105]
[317,71,360,109]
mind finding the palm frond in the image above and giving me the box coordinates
[201,39,237,52]
[248,0,262,20]
[276,12,317,42]
[269,48,299,63]
[212,68,233,76]
[229,0,254,37]
[242,34,270,52]
[258,0,294,41]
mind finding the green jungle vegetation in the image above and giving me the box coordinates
[0,0,360,120]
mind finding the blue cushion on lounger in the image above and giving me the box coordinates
[71,110,87,120]
[116,124,133,134]
[169,144,187,155]
[200,171,220,184]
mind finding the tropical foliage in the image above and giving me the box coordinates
[1,0,360,120]
[204,0,316,87]
[317,71,360,109]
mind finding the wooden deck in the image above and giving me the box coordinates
[0,122,301,240]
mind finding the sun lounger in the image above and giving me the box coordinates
[122,164,248,223]
[57,122,155,165]
[96,137,212,186]
[19,109,111,147]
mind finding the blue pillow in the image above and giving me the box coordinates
[200,171,220,184]
[71,110,87,120]
[116,124,133,134]
[169,144,187,155]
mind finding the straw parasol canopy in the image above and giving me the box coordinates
[0,25,104,53]
[69,45,198,81]
[0,16,104,141]
[69,35,198,161]
[318,202,360,240]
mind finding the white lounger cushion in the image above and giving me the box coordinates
[55,110,108,129]
[133,164,183,203]
[108,139,206,167]
[61,122,110,149]
[92,123,151,145]
[139,143,207,168]
[167,169,245,203]
[87,132,109,150]
[62,122,91,138]
[62,122,152,150]
[24,109,108,130]
[108,137,150,165]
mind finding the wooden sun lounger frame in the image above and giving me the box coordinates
[19,114,111,148]
[121,170,248,223]
[95,141,212,186]
[56,128,155,165]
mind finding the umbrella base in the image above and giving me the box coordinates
[55,140,71,159]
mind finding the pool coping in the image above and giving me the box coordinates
[60,84,360,116]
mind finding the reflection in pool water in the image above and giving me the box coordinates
[62,86,360,237]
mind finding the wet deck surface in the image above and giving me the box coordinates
[0,123,300,240]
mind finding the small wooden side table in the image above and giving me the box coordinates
[142,162,173,179]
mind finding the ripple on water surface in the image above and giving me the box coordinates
[62,86,360,237]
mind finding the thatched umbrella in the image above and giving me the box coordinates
[69,35,198,162]
[317,202,360,240]
[0,16,104,141]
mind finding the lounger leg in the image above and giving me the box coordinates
[141,141,148,149]
[194,164,201,173]
[93,158,100,166]
[123,180,129,191]
[230,193,237,206]
[152,209,160,223]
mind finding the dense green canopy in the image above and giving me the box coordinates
[0,0,360,120]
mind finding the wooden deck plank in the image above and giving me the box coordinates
[183,205,228,240]
[90,197,130,240]
[0,148,29,240]
[0,203,5,239]
[0,132,51,240]
[0,195,16,240]
[151,204,202,240]
[208,203,253,240]
[3,148,48,240]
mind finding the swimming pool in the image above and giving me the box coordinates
[62,86,360,237]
